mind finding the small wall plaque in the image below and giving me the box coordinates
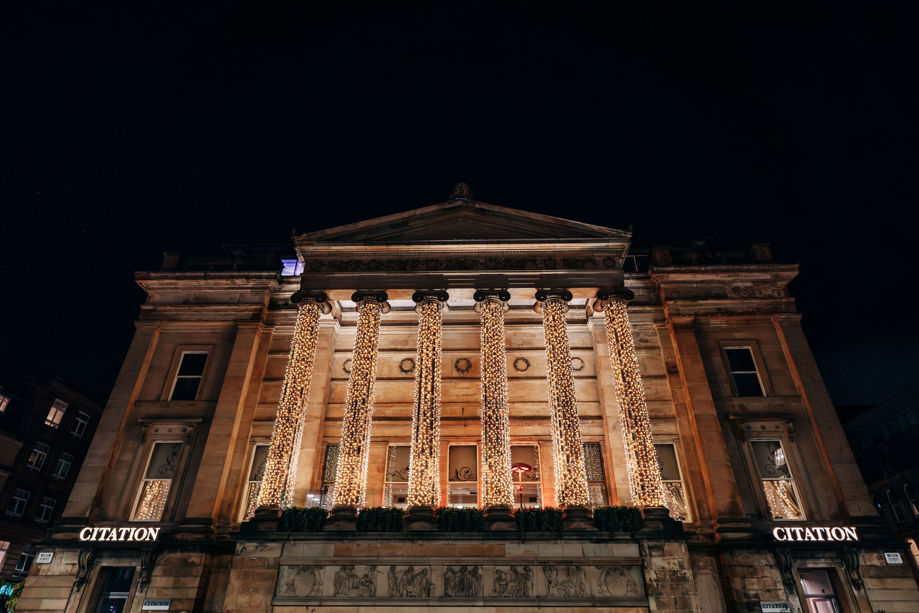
[884,552,903,564]
[760,603,790,613]
[142,599,171,611]
[36,552,53,564]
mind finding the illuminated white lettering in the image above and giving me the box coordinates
[813,527,826,541]
[77,525,162,542]
[791,527,804,540]
[803,528,816,541]
[843,527,858,541]
[772,527,787,541]
[830,527,846,541]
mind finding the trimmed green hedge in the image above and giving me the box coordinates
[356,507,403,532]
[593,506,642,532]
[435,507,484,531]
[280,506,328,531]
[276,504,642,533]
[515,507,564,534]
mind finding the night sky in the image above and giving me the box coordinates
[1,3,916,408]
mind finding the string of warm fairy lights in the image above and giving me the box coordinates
[600,293,666,508]
[257,297,323,509]
[478,295,514,508]
[332,295,384,508]
[539,292,590,508]
[134,480,171,520]
[406,295,445,508]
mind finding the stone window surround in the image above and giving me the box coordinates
[81,558,142,613]
[121,419,199,522]
[732,416,810,521]
[717,339,773,398]
[160,344,214,402]
[653,434,694,523]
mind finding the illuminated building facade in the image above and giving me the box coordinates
[16,187,919,612]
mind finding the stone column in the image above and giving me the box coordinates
[405,291,448,529]
[476,290,515,529]
[596,290,667,517]
[536,289,592,527]
[255,292,329,518]
[328,291,388,528]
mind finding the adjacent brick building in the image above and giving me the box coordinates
[0,374,101,582]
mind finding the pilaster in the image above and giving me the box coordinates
[666,316,746,528]
[64,321,161,519]
[772,314,875,517]
[186,322,264,521]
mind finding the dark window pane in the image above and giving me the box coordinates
[171,377,200,400]
[655,444,681,481]
[178,353,207,376]
[732,373,764,397]
[725,348,756,372]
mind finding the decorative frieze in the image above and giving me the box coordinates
[273,562,645,604]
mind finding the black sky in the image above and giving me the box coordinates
[1,2,917,406]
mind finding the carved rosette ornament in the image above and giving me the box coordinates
[596,289,666,509]
[257,291,330,511]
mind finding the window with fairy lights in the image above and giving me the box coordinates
[583,442,608,507]
[239,444,269,521]
[510,444,541,509]
[750,439,805,520]
[131,441,182,521]
[447,444,478,508]
[655,443,690,522]
[319,443,339,509]
[383,445,410,509]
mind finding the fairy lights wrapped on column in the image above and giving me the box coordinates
[257,291,329,511]
[536,289,590,509]
[331,291,388,510]
[596,289,666,509]
[475,290,515,509]
[406,291,448,509]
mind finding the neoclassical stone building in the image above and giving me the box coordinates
[17,188,919,612]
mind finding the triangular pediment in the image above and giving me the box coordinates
[296,199,630,244]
